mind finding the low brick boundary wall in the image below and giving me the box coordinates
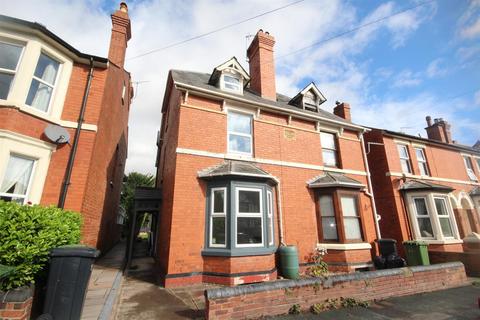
[429,250,480,277]
[205,262,468,320]
[0,286,33,320]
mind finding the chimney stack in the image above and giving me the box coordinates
[247,30,276,101]
[333,102,351,121]
[425,115,452,144]
[108,2,131,67]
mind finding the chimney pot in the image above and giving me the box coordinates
[426,116,432,127]
[120,2,128,12]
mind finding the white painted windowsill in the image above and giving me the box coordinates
[317,242,372,251]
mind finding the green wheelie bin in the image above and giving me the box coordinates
[403,241,430,266]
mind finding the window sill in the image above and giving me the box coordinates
[202,246,277,257]
[317,242,372,251]
[417,239,463,245]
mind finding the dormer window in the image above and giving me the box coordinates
[221,73,242,93]
[288,82,326,113]
[208,57,250,95]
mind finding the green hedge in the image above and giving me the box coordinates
[0,201,82,290]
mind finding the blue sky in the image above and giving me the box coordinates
[2,0,479,173]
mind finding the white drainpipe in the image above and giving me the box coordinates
[360,133,382,239]
[273,177,286,246]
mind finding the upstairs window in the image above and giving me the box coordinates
[415,148,429,176]
[0,41,23,100]
[227,111,253,156]
[463,156,478,181]
[397,144,412,174]
[0,155,35,204]
[320,132,338,167]
[26,53,60,112]
[223,74,241,92]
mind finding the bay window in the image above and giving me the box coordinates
[397,144,412,174]
[320,132,338,167]
[317,190,364,243]
[406,192,459,241]
[26,53,60,112]
[0,155,35,204]
[227,111,253,156]
[204,180,276,256]
[210,188,227,247]
[0,41,23,100]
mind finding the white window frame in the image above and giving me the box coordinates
[433,196,455,239]
[397,144,412,174]
[220,72,243,94]
[0,153,36,204]
[235,187,264,248]
[25,51,62,114]
[406,192,460,243]
[209,187,227,248]
[227,110,253,157]
[0,31,73,122]
[412,196,435,240]
[463,155,478,181]
[320,131,338,167]
[0,130,55,204]
[267,190,274,246]
[415,147,429,176]
[0,40,25,101]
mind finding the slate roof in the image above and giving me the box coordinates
[377,128,480,155]
[198,160,275,181]
[307,172,365,189]
[0,14,108,65]
[399,180,454,192]
[171,70,361,128]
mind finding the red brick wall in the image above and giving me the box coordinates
[205,262,468,320]
[0,299,32,320]
[429,250,480,276]
[156,84,377,286]
[364,129,480,255]
[80,63,130,252]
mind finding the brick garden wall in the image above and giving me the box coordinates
[205,262,468,320]
[0,286,33,320]
[429,251,480,277]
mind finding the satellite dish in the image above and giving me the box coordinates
[44,124,70,144]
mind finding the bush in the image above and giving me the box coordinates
[0,201,82,290]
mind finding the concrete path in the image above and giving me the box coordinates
[272,285,480,319]
[81,241,125,320]
[114,255,216,319]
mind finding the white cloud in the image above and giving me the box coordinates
[392,70,422,87]
[458,0,480,39]
[475,90,480,106]
[426,58,447,78]
[4,0,468,175]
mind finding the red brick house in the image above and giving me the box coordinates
[364,118,480,256]
[0,3,132,252]
[155,30,380,287]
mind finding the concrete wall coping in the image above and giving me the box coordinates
[205,262,464,300]
[0,285,34,303]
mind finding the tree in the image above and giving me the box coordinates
[120,172,155,235]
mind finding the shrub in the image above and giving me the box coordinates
[0,201,82,290]
[288,304,301,314]
[307,246,328,277]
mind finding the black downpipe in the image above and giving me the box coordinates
[58,58,94,209]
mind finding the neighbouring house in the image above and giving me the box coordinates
[0,2,133,252]
[364,117,480,271]
[154,30,380,287]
